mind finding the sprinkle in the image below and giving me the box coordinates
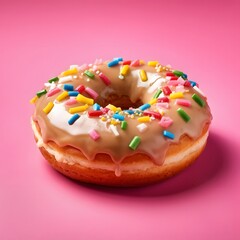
[59,76,73,83]
[47,87,61,97]
[56,91,69,101]
[139,103,151,111]
[65,98,77,106]
[124,109,135,115]
[89,129,100,141]
[169,92,184,99]
[177,108,191,122]
[139,70,148,82]
[177,77,185,85]
[85,87,98,99]
[122,60,131,65]
[192,93,205,107]
[108,59,119,67]
[136,123,148,133]
[110,125,120,136]
[175,99,191,107]
[110,119,118,125]
[189,80,197,87]
[106,104,118,112]
[129,136,141,150]
[166,72,175,77]
[162,86,172,95]
[173,70,184,77]
[30,95,38,104]
[68,114,80,125]
[157,97,169,103]
[152,89,162,99]
[69,104,88,114]
[75,85,85,93]
[93,103,101,110]
[143,110,162,119]
[99,72,111,85]
[68,91,79,97]
[176,85,185,93]
[62,68,78,76]
[130,60,141,67]
[148,99,157,105]
[156,102,169,109]
[182,73,188,79]
[168,80,179,86]
[120,65,130,76]
[36,89,47,98]
[137,116,151,123]
[64,84,74,91]
[43,102,54,114]
[121,121,128,130]
[193,86,205,97]
[163,130,175,139]
[184,81,191,87]
[159,116,173,128]
[170,76,178,80]
[88,110,103,117]
[101,117,106,121]
[148,61,159,67]
[79,64,88,71]
[84,70,95,79]
[114,57,123,62]
[76,94,94,105]
[113,114,125,121]
[48,77,59,83]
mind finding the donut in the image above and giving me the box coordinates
[30,57,212,187]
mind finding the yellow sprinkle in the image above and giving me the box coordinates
[148,98,157,105]
[139,60,145,65]
[43,102,54,114]
[137,116,151,123]
[30,96,38,104]
[69,104,88,114]
[139,70,148,82]
[56,91,69,101]
[76,94,94,105]
[160,110,165,115]
[106,104,119,112]
[169,92,184,99]
[148,61,159,67]
[101,117,106,121]
[120,65,130,76]
[111,120,118,125]
[62,68,78,76]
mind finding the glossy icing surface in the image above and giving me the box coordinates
[32,58,212,165]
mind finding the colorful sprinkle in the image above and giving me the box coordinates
[36,89,47,98]
[152,89,162,99]
[114,57,123,62]
[76,94,94,105]
[125,109,135,115]
[129,136,141,150]
[156,102,169,109]
[177,108,191,122]
[143,110,162,119]
[136,123,148,133]
[148,61,159,67]
[108,59,119,67]
[139,70,148,82]
[166,72,175,77]
[59,76,73,83]
[30,96,38,104]
[193,86,205,97]
[106,104,119,112]
[120,65,130,76]
[88,110,103,117]
[56,91,69,101]
[69,104,89,114]
[163,130,175,139]
[159,116,173,128]
[121,121,128,130]
[110,125,120,136]
[192,93,205,107]
[122,60,131,65]
[64,84,74,91]
[89,129,100,141]
[65,98,78,106]
[47,87,61,97]
[173,70,184,77]
[75,85,85,93]
[139,103,151,111]
[99,72,111,85]
[62,68,78,76]
[137,116,151,123]
[175,99,191,107]
[93,103,101,110]
[189,80,197,87]
[68,91,79,97]
[85,87,98,100]
[43,102,54,114]
[148,98,157,105]
[113,114,125,121]
[169,92,184,99]
[157,97,169,103]
[48,77,59,83]
[184,80,191,87]
[84,70,95,79]
[162,86,172,95]
[68,114,80,125]
[130,59,141,67]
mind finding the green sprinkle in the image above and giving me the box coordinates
[84,70,95,79]
[152,89,162,99]
[173,70,184,77]
[129,136,141,150]
[177,108,191,122]
[121,121,128,130]
[36,89,47,98]
[48,77,59,83]
[192,93,205,107]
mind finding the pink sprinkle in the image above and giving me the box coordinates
[177,77,185,85]
[79,64,88,71]
[65,98,77,106]
[47,87,61,97]
[159,116,173,128]
[75,85,85,93]
[99,72,111,85]
[85,87,98,99]
[101,107,110,114]
[130,59,140,67]
[156,102,169,109]
[168,80,179,86]
[89,129,100,141]
[92,65,98,72]
[175,99,191,107]
[176,85,185,92]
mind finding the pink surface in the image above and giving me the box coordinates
[1,0,240,239]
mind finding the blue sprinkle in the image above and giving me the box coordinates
[124,109,135,115]
[189,80,197,87]
[182,73,188,79]
[163,130,175,139]
[114,57,123,62]
[68,91,79,96]
[93,103,101,111]
[108,59,119,67]
[113,113,125,121]
[64,84,74,91]
[68,114,80,125]
[139,103,151,111]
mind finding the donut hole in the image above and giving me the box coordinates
[96,94,143,110]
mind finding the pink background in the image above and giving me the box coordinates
[1,0,240,239]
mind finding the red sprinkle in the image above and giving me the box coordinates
[122,60,131,65]
[143,110,162,120]
[184,81,191,87]
[130,60,140,67]
[170,76,178,80]
[76,85,85,93]
[162,86,172,95]
[101,108,110,114]
[88,110,103,117]
[166,72,175,76]
[99,72,111,86]
[157,97,169,103]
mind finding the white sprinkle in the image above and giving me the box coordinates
[110,125,119,136]
[136,123,148,133]
[119,74,124,80]
[59,75,73,83]
[193,86,205,97]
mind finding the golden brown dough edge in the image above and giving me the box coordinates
[33,120,209,187]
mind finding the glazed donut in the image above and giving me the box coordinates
[30,57,212,186]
